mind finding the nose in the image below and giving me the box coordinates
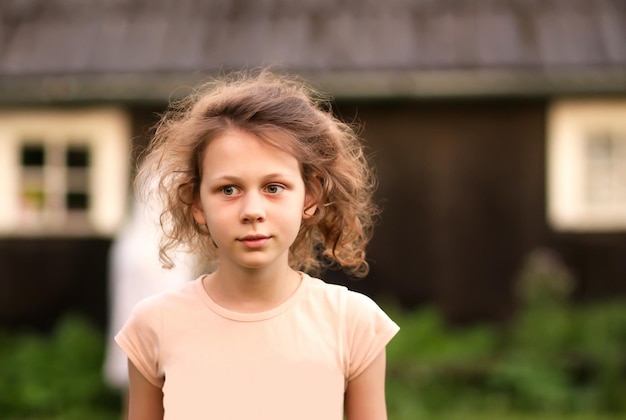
[240,192,266,223]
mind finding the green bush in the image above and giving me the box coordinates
[0,315,121,419]
[385,300,626,418]
[385,249,626,418]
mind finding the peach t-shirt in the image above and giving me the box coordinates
[115,273,399,420]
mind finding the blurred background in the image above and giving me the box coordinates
[0,0,625,419]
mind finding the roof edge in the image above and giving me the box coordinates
[0,68,624,105]
[314,67,626,99]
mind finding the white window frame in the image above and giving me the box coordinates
[547,98,626,232]
[0,107,131,237]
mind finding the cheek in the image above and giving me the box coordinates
[285,198,308,226]
[201,201,233,229]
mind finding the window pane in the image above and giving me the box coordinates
[66,170,89,191]
[21,170,46,212]
[22,189,46,210]
[66,192,89,210]
[66,145,89,167]
[21,144,45,166]
[586,133,614,205]
[586,132,626,206]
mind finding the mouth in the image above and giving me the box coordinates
[238,234,271,248]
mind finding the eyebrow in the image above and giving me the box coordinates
[208,173,296,184]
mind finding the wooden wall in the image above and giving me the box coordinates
[328,99,626,324]
[0,238,111,331]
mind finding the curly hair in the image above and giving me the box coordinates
[136,69,378,277]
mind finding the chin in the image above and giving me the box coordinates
[237,258,274,270]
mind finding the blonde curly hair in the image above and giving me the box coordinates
[136,70,378,277]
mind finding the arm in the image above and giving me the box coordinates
[127,359,164,420]
[344,349,388,420]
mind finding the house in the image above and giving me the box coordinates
[1,0,624,330]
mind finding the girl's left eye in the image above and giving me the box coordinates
[265,184,285,194]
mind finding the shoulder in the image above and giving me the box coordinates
[116,277,201,352]
[301,275,356,314]
[302,274,394,324]
[128,276,200,320]
[305,275,380,307]
[304,275,348,298]
[303,275,399,380]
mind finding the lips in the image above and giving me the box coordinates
[238,234,271,248]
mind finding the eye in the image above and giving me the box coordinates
[265,184,285,194]
[220,185,240,196]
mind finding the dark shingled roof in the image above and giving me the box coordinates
[0,0,624,102]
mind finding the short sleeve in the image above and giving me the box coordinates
[114,296,165,387]
[344,291,400,381]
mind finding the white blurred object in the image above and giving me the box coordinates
[103,194,196,389]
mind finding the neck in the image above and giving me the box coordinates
[205,263,302,312]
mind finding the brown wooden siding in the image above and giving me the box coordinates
[329,99,626,324]
[326,99,550,324]
[0,238,111,331]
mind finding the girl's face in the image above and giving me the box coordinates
[192,128,314,272]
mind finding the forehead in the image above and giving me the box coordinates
[201,128,302,177]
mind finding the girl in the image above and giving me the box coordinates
[115,70,399,420]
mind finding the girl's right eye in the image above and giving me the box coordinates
[220,185,239,196]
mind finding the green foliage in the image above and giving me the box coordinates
[0,315,121,419]
[514,248,575,306]
[386,300,626,418]
[384,248,626,418]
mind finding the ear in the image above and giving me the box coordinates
[191,197,207,225]
[302,191,318,220]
